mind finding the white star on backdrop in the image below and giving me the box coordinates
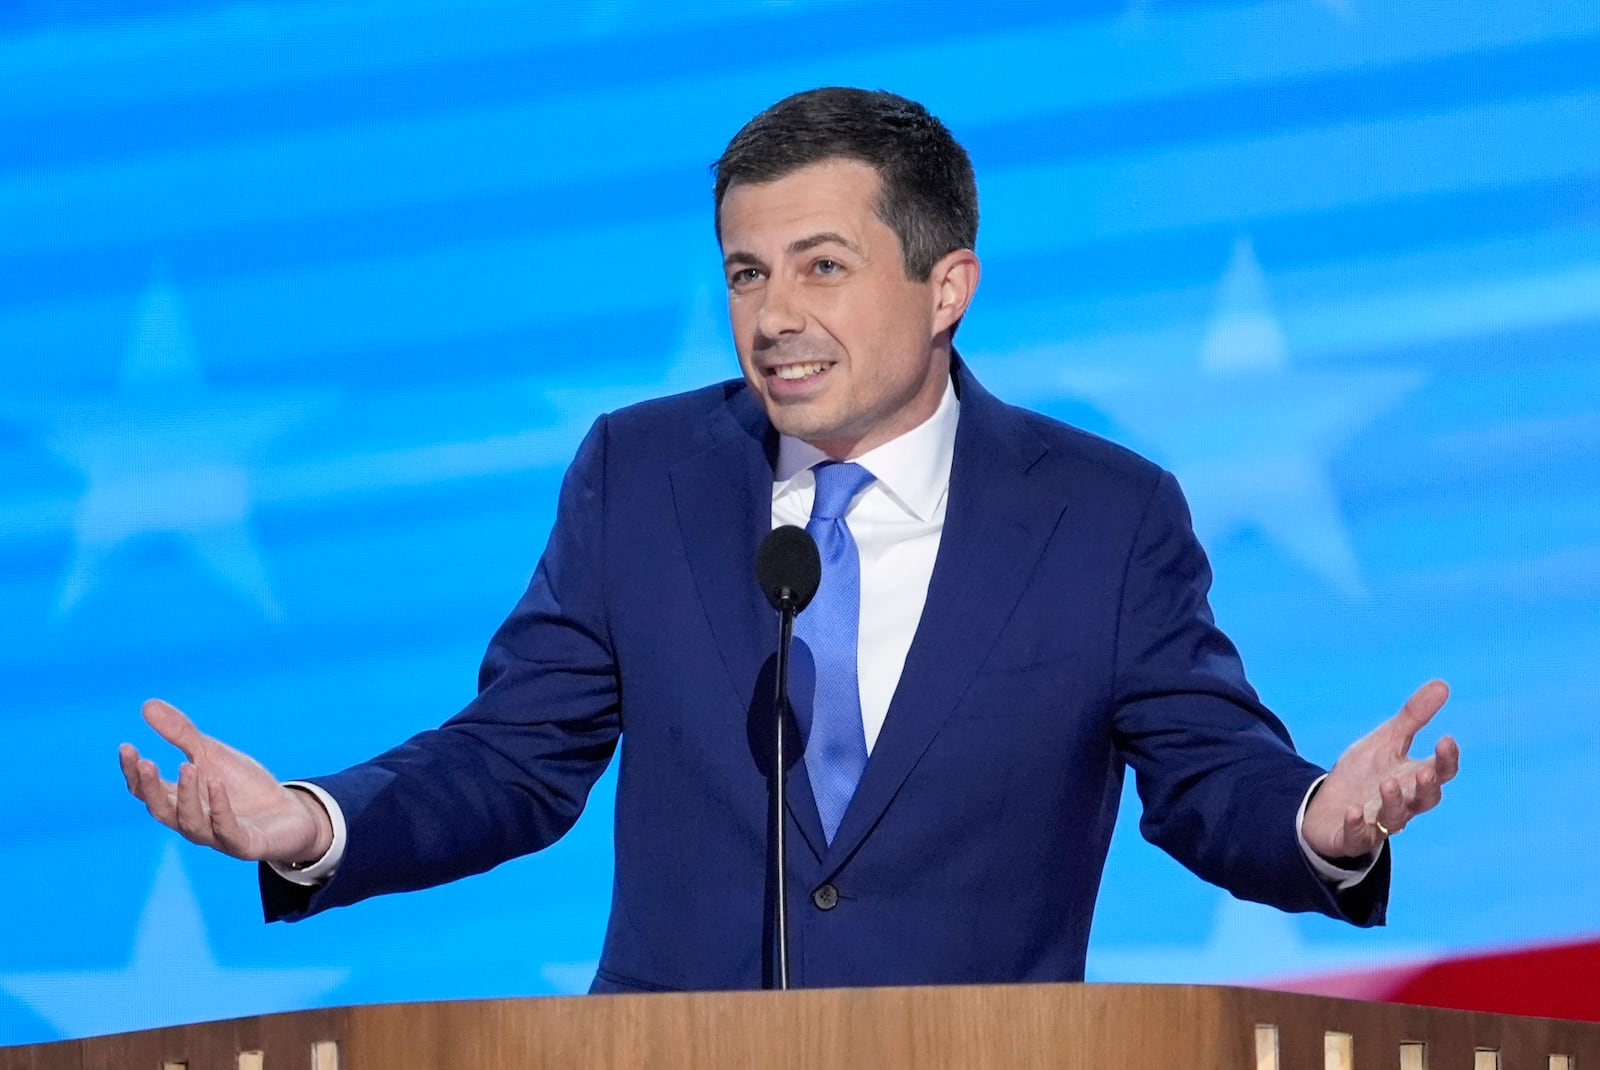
[0,843,347,1039]
[1025,238,1422,599]
[17,275,329,620]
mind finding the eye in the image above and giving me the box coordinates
[812,258,842,276]
[728,267,764,290]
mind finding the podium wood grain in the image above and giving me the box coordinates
[4,984,1598,1069]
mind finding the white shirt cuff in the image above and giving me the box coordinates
[1296,774,1381,891]
[267,781,348,886]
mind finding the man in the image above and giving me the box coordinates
[121,88,1457,991]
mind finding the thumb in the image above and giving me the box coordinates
[141,698,204,762]
[1391,679,1450,753]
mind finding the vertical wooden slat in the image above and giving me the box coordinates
[1399,1041,1428,1069]
[1254,1024,1279,1070]
[1323,1031,1353,1070]
[1475,1050,1502,1070]
[310,1040,339,1070]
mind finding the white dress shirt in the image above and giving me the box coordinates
[280,375,1374,889]
[770,378,959,753]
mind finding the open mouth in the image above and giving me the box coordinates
[771,361,833,381]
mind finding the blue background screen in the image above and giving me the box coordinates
[1,0,1596,1044]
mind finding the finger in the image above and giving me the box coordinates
[1376,775,1408,835]
[1391,679,1450,755]
[130,755,180,828]
[119,744,164,811]
[1342,804,1374,854]
[173,762,216,846]
[204,775,248,858]
[1409,762,1444,814]
[1433,734,1461,785]
[142,698,205,764]
[118,743,144,795]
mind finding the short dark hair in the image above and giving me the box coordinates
[712,87,978,281]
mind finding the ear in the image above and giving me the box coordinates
[928,249,981,335]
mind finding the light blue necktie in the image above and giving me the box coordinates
[795,460,876,844]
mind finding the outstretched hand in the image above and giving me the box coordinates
[119,699,332,865]
[1301,680,1460,861]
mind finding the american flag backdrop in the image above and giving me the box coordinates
[1,0,1597,1044]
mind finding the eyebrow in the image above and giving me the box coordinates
[722,249,767,272]
[787,231,863,257]
[722,231,864,271]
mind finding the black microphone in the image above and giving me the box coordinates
[754,524,819,991]
[757,524,821,615]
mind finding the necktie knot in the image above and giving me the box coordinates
[810,461,874,522]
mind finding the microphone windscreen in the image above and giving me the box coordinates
[756,525,821,613]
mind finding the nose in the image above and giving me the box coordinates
[755,277,805,341]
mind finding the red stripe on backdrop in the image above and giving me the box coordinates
[1265,939,1600,1022]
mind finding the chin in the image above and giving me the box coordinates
[761,400,828,438]
[770,416,832,443]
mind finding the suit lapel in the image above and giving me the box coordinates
[669,387,829,860]
[823,363,1065,869]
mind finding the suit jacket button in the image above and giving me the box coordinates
[811,883,839,911]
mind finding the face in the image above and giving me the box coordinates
[718,158,977,459]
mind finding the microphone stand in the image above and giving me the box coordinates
[772,589,798,991]
[756,523,817,993]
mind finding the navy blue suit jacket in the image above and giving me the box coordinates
[263,360,1386,990]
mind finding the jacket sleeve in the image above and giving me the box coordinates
[1110,469,1388,926]
[263,416,621,921]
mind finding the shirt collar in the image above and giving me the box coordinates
[772,375,959,522]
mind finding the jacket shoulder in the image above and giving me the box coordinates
[577,379,758,468]
[1003,402,1170,511]
[1025,409,1160,477]
[956,359,1168,502]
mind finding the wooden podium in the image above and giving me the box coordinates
[5,985,1599,1069]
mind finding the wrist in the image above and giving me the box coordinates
[285,785,335,867]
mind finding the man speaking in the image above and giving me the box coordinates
[120,87,1458,992]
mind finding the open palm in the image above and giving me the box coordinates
[1301,680,1460,860]
[119,699,330,864]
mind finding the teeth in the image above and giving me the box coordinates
[774,362,829,380]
